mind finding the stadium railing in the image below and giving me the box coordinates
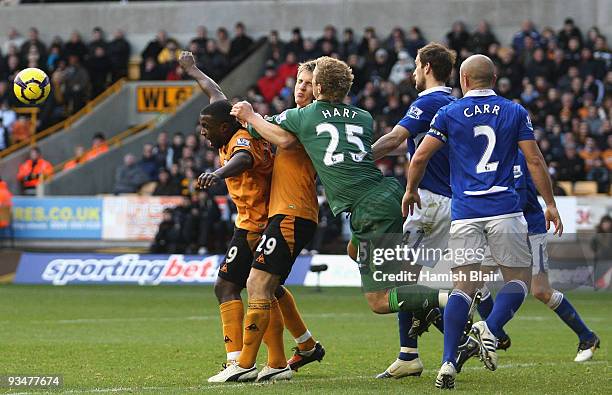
[51,119,157,175]
[41,39,270,196]
[0,78,126,160]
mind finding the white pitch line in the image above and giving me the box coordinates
[8,361,607,395]
[12,313,605,325]
[11,312,369,325]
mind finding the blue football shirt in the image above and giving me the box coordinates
[398,86,455,198]
[428,89,535,221]
[514,152,547,235]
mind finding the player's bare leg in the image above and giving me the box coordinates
[531,273,600,362]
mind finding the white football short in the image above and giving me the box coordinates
[448,213,531,268]
[403,188,451,268]
[482,232,548,275]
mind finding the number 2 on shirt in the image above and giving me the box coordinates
[474,125,499,174]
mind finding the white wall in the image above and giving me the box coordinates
[0,0,609,54]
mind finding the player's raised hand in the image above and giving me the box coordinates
[545,205,563,236]
[197,172,220,190]
[230,101,255,123]
[402,190,421,217]
[178,51,196,71]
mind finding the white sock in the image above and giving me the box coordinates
[295,329,312,345]
[438,290,450,308]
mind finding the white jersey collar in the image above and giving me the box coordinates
[418,86,452,97]
[464,89,497,97]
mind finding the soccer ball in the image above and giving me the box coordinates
[13,68,51,105]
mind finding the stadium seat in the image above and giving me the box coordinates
[557,181,573,195]
[573,181,598,196]
[139,182,157,196]
[128,56,142,80]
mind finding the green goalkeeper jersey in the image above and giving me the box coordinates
[272,100,384,215]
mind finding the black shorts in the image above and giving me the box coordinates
[217,228,262,288]
[252,214,317,282]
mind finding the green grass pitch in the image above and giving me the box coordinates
[0,285,609,394]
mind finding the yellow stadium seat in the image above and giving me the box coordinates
[139,182,157,196]
[573,181,598,196]
[557,181,573,195]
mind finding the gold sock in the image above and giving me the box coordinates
[238,299,271,368]
[219,299,244,361]
[278,287,316,351]
[263,298,287,368]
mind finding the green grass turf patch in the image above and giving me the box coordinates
[0,285,609,394]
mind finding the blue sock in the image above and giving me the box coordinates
[477,289,509,339]
[486,280,527,338]
[478,290,494,319]
[398,312,418,361]
[549,291,594,342]
[442,290,471,365]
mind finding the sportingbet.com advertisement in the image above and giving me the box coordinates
[13,253,320,286]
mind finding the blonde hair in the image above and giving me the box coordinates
[314,56,354,102]
[297,60,316,76]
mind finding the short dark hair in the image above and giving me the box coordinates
[200,100,241,129]
[417,42,456,82]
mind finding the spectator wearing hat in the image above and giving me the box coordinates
[558,18,583,50]
[388,50,415,86]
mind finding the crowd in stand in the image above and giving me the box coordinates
[249,19,611,193]
[111,129,343,255]
[123,18,611,253]
[0,23,256,150]
[3,18,611,252]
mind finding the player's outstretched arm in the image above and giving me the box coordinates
[372,125,410,160]
[403,135,444,216]
[179,51,226,103]
[518,140,563,236]
[231,101,297,148]
[197,151,253,189]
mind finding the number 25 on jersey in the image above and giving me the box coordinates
[316,123,367,166]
